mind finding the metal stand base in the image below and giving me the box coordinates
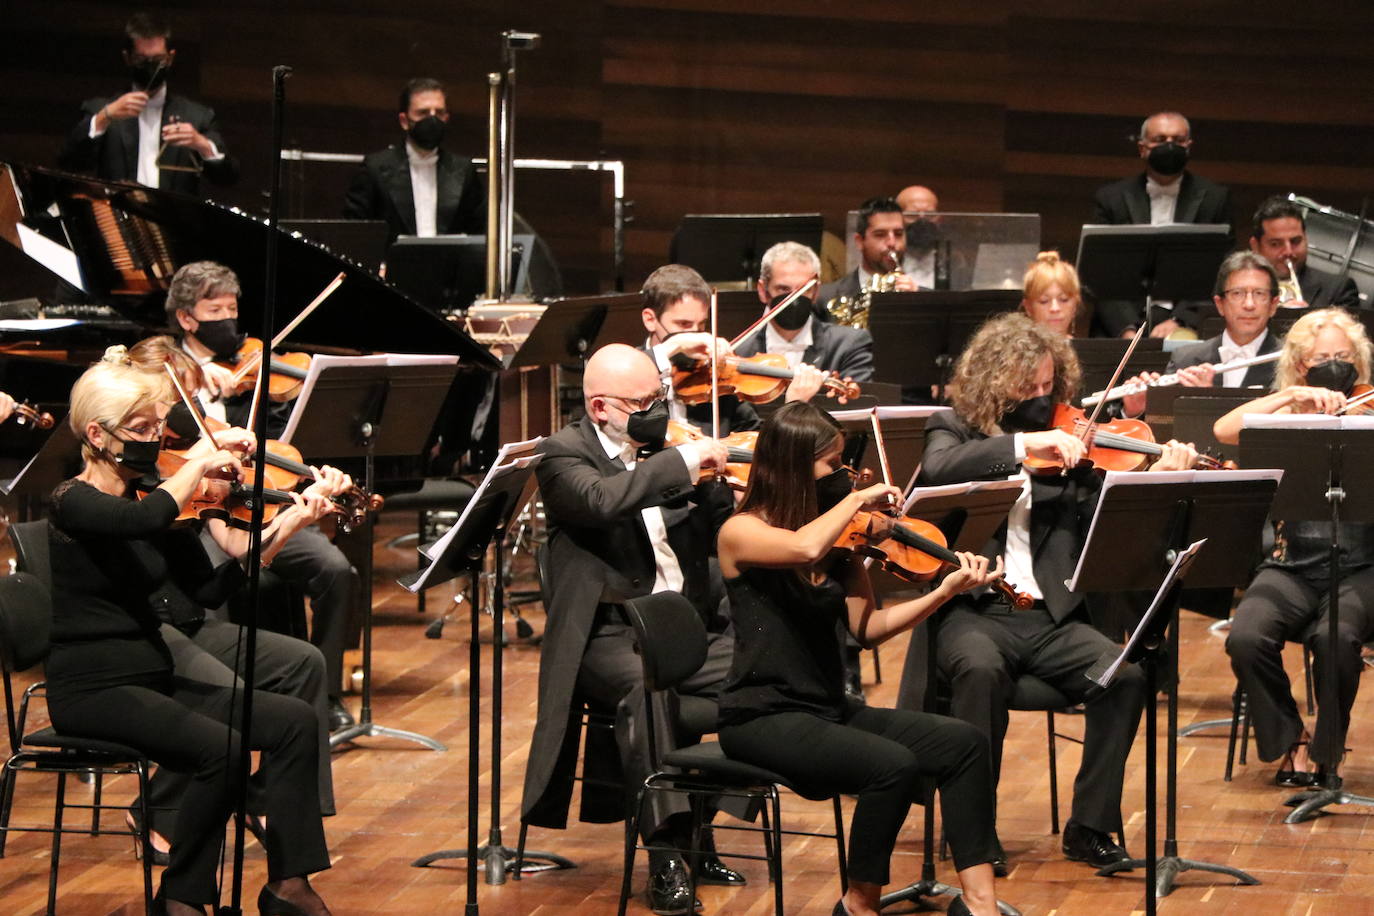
[412,843,575,883]
[330,721,446,751]
[1177,716,1235,738]
[880,880,1020,915]
[1284,779,1374,823]
[1098,855,1259,897]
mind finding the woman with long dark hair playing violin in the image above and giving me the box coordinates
[45,358,336,916]
[715,400,1007,916]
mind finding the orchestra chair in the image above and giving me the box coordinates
[0,521,154,914]
[617,590,847,916]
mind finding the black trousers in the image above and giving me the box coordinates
[576,615,733,841]
[1226,565,1374,766]
[48,671,329,905]
[267,524,360,701]
[719,705,996,884]
[936,603,1147,835]
[146,619,336,842]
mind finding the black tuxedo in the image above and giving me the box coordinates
[1090,171,1233,336]
[521,417,734,833]
[733,318,875,383]
[911,410,1146,834]
[1166,330,1281,389]
[342,144,484,243]
[58,92,238,196]
[1291,262,1362,311]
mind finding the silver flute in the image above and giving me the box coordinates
[1080,350,1283,408]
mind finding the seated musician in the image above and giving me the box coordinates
[639,263,825,435]
[716,400,1006,916]
[816,197,920,312]
[1164,251,1283,389]
[896,184,941,288]
[48,358,333,916]
[164,262,362,732]
[1019,251,1081,338]
[56,12,238,196]
[0,391,14,424]
[914,313,1199,872]
[1213,307,1374,787]
[736,241,875,384]
[1249,196,1361,311]
[520,344,742,914]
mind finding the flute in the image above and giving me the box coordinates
[1080,350,1282,407]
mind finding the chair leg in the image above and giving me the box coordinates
[618,785,648,916]
[871,644,882,685]
[137,763,154,915]
[759,799,774,880]
[0,762,16,857]
[1239,693,1251,766]
[91,770,103,835]
[49,771,67,916]
[1225,689,1243,781]
[417,510,428,615]
[831,795,848,895]
[687,794,703,916]
[1047,710,1061,835]
[1304,646,1315,716]
[769,786,784,916]
[513,821,528,881]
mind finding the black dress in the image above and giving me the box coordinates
[46,479,329,905]
[717,561,997,884]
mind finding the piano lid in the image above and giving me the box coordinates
[0,163,500,371]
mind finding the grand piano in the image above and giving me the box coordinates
[0,162,501,487]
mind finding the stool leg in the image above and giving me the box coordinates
[1047,710,1060,834]
[514,821,528,881]
[769,786,784,916]
[1239,693,1251,766]
[618,786,646,916]
[91,771,103,835]
[831,795,848,894]
[49,772,67,915]
[1225,689,1243,781]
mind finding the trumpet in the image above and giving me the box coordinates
[1080,350,1283,408]
[826,251,906,329]
[1284,258,1304,305]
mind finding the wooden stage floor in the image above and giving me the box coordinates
[4,517,1374,915]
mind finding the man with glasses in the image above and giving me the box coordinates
[1163,251,1283,389]
[522,344,743,914]
[1248,196,1362,312]
[1091,111,1232,338]
[344,77,485,244]
[58,12,238,197]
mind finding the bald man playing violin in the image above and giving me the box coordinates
[521,343,745,914]
[913,313,1198,876]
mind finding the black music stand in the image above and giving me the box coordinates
[283,357,460,752]
[669,213,823,284]
[1076,224,1232,334]
[1072,339,1169,397]
[866,290,1020,396]
[831,406,951,494]
[1240,424,1374,823]
[883,480,1022,915]
[406,442,556,908]
[0,421,79,520]
[1171,392,1262,464]
[1073,472,1276,909]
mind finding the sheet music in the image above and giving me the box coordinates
[0,318,81,331]
[1089,538,1207,688]
[901,477,1022,516]
[279,353,460,444]
[829,405,952,423]
[1069,469,1283,593]
[1242,413,1374,431]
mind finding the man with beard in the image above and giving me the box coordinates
[59,12,238,196]
[343,77,485,245]
[1248,196,1361,312]
[817,197,921,313]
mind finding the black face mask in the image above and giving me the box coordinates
[906,219,941,250]
[128,59,170,92]
[769,293,814,332]
[1306,359,1359,395]
[625,399,669,450]
[191,317,243,362]
[408,116,446,152]
[1000,394,1055,432]
[815,467,855,514]
[111,435,162,478]
[1146,141,1189,177]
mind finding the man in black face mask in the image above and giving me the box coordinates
[914,313,1200,875]
[343,77,485,245]
[58,12,238,197]
[522,344,744,914]
[1091,110,1233,338]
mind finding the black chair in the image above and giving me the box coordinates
[617,591,847,916]
[0,521,155,914]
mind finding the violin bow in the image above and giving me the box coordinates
[709,287,721,441]
[232,272,345,388]
[728,277,818,349]
[1082,322,1148,440]
[163,363,223,450]
[869,409,895,491]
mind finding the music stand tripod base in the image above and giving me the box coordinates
[411,844,575,882]
[1284,780,1374,824]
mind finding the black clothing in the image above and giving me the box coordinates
[717,565,997,883]
[1289,262,1362,311]
[342,144,485,244]
[1165,331,1282,390]
[58,92,239,196]
[46,479,328,904]
[267,524,360,702]
[732,319,875,384]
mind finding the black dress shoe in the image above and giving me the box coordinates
[693,853,746,885]
[328,697,355,732]
[1062,820,1130,868]
[648,854,701,915]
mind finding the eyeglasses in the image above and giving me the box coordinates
[595,388,667,412]
[1221,288,1275,305]
[1305,351,1354,366]
[113,420,166,441]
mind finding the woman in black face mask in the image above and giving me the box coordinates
[715,401,1007,916]
[45,358,339,916]
[1213,308,1374,789]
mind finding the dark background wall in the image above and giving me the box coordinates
[5,0,1374,298]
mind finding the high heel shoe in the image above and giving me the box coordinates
[257,885,307,916]
[1275,740,1318,788]
[127,807,171,867]
[948,896,973,916]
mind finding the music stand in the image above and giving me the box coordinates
[1076,224,1232,333]
[1071,471,1277,909]
[405,441,561,904]
[866,290,1020,395]
[669,213,823,284]
[282,355,460,752]
[883,480,1022,915]
[0,421,80,520]
[1140,386,1255,452]
[386,234,534,313]
[1072,339,1169,397]
[830,406,951,494]
[1240,421,1374,823]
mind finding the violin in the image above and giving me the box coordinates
[665,418,756,491]
[672,353,861,406]
[834,509,1034,609]
[1338,383,1374,415]
[1022,403,1234,474]
[6,401,55,431]
[215,337,311,402]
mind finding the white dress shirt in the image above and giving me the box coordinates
[902,248,936,289]
[406,141,439,237]
[180,343,229,423]
[87,85,224,188]
[1002,432,1044,600]
[1217,328,1268,388]
[764,316,813,369]
[1145,176,1181,226]
[647,337,689,424]
[592,421,702,594]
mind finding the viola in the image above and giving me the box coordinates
[1338,383,1374,415]
[1021,403,1234,474]
[672,353,861,406]
[665,418,755,491]
[6,401,54,430]
[215,337,311,402]
[834,509,1033,609]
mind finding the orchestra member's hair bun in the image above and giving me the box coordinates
[101,344,130,365]
[1035,251,1063,265]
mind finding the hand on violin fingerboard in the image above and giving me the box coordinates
[1151,439,1199,472]
[784,363,826,403]
[941,553,1003,595]
[304,465,353,500]
[664,332,731,366]
[1286,385,1346,415]
[200,362,239,400]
